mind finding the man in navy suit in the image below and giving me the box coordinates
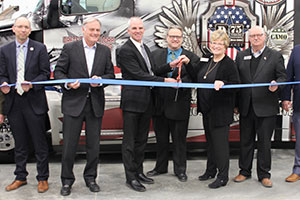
[0,17,50,193]
[282,45,300,182]
[54,17,114,196]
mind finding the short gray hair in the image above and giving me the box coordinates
[127,16,143,29]
[14,16,31,28]
[167,25,183,36]
[83,17,101,28]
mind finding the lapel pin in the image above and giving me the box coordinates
[264,57,267,60]
[30,47,34,51]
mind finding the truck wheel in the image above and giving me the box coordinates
[0,119,15,163]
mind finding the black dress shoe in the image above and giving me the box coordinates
[208,178,228,189]
[86,181,100,192]
[198,173,216,181]
[126,180,146,192]
[146,170,167,177]
[177,173,188,182]
[60,184,71,196]
[137,173,154,184]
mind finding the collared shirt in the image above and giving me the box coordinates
[251,45,266,58]
[15,38,29,70]
[130,37,144,56]
[82,39,97,76]
[167,48,182,63]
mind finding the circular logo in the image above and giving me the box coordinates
[269,27,288,46]
[255,0,285,6]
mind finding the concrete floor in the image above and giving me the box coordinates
[0,149,300,200]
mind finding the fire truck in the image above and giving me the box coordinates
[0,0,297,161]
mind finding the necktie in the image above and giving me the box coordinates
[140,44,153,75]
[168,51,176,78]
[16,45,25,95]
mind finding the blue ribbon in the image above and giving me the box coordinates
[1,78,299,89]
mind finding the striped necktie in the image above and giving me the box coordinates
[16,45,25,95]
[140,44,153,75]
[168,51,176,78]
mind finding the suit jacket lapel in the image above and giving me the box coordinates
[243,48,252,82]
[253,47,270,80]
[25,39,33,74]
[77,41,89,76]
[10,42,17,81]
[127,40,148,72]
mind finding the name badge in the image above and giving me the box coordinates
[244,55,252,60]
[200,57,209,62]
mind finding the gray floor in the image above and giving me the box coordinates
[0,149,299,200]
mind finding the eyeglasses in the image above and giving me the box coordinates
[249,33,264,38]
[210,41,224,46]
[168,35,183,39]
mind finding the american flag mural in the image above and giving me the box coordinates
[207,5,251,59]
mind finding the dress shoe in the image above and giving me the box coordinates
[261,178,272,188]
[233,174,250,183]
[86,181,100,192]
[137,173,154,184]
[60,184,72,196]
[146,169,167,177]
[176,173,188,182]
[126,180,146,192]
[37,180,49,193]
[285,173,300,182]
[5,180,27,191]
[198,173,216,181]
[208,178,228,189]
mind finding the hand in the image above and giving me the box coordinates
[67,80,80,89]
[214,80,224,91]
[282,100,292,112]
[0,114,4,124]
[1,82,10,94]
[90,75,102,87]
[178,55,190,64]
[164,78,177,83]
[21,81,32,92]
[269,80,278,92]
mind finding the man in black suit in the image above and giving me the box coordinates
[147,26,199,182]
[54,17,114,196]
[0,17,50,193]
[234,26,286,187]
[117,17,177,192]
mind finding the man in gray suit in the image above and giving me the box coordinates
[233,26,286,187]
[54,17,114,196]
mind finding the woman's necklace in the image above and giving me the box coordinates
[203,60,219,79]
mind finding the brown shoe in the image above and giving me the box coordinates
[233,174,249,182]
[38,180,49,193]
[285,173,300,182]
[5,180,27,191]
[261,178,272,188]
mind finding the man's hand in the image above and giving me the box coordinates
[169,55,190,69]
[269,80,278,92]
[67,80,80,89]
[214,80,224,91]
[164,78,177,83]
[90,75,102,87]
[282,100,292,112]
[1,82,10,94]
[21,81,32,92]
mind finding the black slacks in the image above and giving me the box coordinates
[202,112,230,180]
[61,97,102,186]
[122,103,152,182]
[8,94,49,181]
[239,105,276,180]
[152,115,189,175]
